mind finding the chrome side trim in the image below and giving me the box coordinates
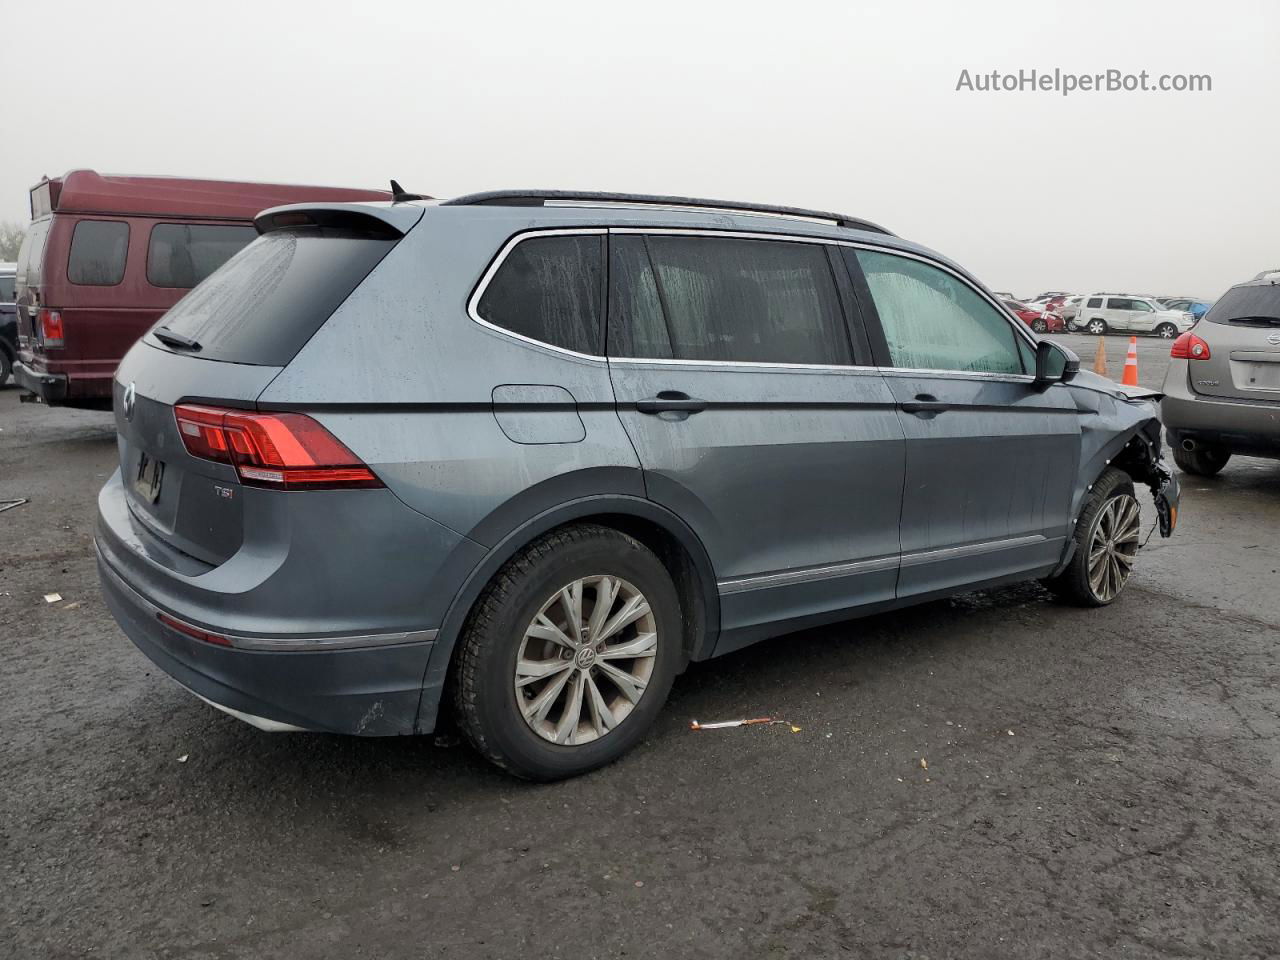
[99,546,437,652]
[609,356,883,374]
[466,228,609,363]
[718,555,899,595]
[898,534,1048,568]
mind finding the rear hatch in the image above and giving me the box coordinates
[112,206,416,567]
[1190,284,1280,403]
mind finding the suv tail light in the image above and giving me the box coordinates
[173,405,383,490]
[39,309,64,348]
[1170,332,1211,360]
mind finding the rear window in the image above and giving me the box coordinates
[147,223,258,289]
[16,219,51,289]
[150,226,398,366]
[68,220,130,286]
[1204,285,1280,326]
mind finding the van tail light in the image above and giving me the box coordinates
[173,405,383,490]
[1170,333,1211,360]
[39,309,64,348]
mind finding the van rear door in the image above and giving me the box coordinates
[14,218,51,354]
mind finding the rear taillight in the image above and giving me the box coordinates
[173,404,383,490]
[39,309,64,348]
[157,612,231,647]
[1170,333,1211,360]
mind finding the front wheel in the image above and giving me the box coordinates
[452,524,682,781]
[1155,323,1178,339]
[1043,467,1140,606]
[1087,319,1108,336]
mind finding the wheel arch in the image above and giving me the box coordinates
[414,494,722,733]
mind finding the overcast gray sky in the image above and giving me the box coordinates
[6,0,1276,298]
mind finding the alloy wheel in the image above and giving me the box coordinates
[514,576,658,745]
[1157,324,1177,339]
[1086,494,1141,602]
[1088,320,1106,335]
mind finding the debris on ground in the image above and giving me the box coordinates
[920,757,928,770]
[0,498,29,514]
[43,593,63,604]
[177,755,189,763]
[689,717,801,732]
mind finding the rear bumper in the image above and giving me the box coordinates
[1161,360,1280,456]
[97,543,435,735]
[13,360,68,403]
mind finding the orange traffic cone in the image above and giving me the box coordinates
[1093,338,1108,377]
[1122,336,1139,386]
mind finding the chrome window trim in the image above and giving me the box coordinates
[466,228,609,363]
[609,356,883,374]
[717,534,1054,595]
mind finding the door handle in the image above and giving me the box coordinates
[635,392,708,415]
[900,394,950,416]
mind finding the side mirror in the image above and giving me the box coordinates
[1034,340,1079,388]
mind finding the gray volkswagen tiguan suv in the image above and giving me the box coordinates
[95,190,1181,780]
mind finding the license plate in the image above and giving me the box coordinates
[134,453,165,504]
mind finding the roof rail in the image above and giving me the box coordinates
[440,190,894,236]
[1251,268,1280,281]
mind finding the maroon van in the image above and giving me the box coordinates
[13,170,391,407]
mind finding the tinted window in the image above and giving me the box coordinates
[148,223,258,289]
[0,276,14,302]
[16,220,50,289]
[1087,297,1103,308]
[1107,298,1136,311]
[1204,285,1280,326]
[609,235,851,365]
[856,250,1024,374]
[151,226,397,366]
[68,220,129,285]
[477,235,603,355]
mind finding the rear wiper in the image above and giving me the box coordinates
[152,325,202,351]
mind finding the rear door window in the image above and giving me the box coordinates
[1086,297,1103,308]
[854,249,1025,374]
[476,235,604,355]
[1106,297,1135,311]
[608,234,851,365]
[15,220,50,288]
[147,223,258,289]
[150,225,398,366]
[68,220,130,286]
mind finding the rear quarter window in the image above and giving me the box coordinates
[68,219,130,286]
[150,225,398,366]
[147,223,258,289]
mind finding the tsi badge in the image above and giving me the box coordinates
[122,382,137,422]
[213,485,235,501]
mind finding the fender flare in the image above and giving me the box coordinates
[413,494,722,732]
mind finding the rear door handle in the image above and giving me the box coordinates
[900,394,950,416]
[636,392,708,415]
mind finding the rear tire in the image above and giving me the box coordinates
[1155,323,1178,339]
[451,523,682,781]
[1043,468,1140,607]
[0,350,11,388]
[1173,443,1230,477]
[1087,319,1108,336]
[1032,318,1048,333]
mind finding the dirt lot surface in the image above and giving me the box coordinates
[3,347,1278,958]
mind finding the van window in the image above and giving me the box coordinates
[855,250,1024,375]
[16,220,52,288]
[150,225,398,366]
[476,235,604,355]
[68,220,130,286]
[147,224,258,289]
[608,235,851,365]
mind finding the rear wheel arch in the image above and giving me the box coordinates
[417,496,721,732]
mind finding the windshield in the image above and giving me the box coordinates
[1204,285,1280,326]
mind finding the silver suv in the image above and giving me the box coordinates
[1161,269,1280,475]
[95,189,1181,780]
[1074,294,1195,338]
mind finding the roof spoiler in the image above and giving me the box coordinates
[254,202,424,237]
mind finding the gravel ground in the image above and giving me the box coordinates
[2,351,1278,959]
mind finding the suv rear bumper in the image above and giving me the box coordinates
[1161,359,1280,457]
[98,543,436,735]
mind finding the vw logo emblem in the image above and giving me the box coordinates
[122,382,137,421]
[1268,333,1280,346]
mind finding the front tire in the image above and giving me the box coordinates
[1087,319,1108,336]
[1043,468,1140,607]
[452,524,682,781]
[1173,443,1230,477]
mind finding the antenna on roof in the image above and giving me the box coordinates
[390,179,429,203]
